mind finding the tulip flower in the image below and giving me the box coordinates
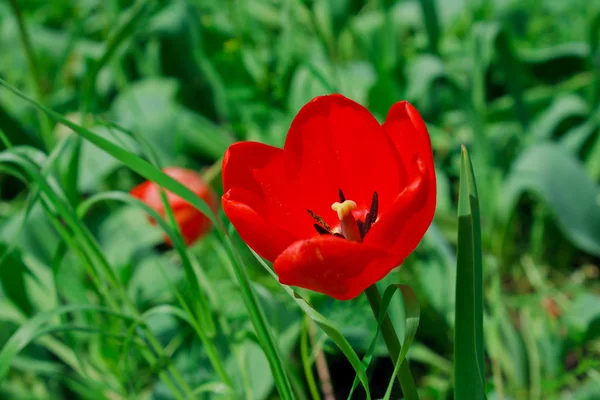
[131,167,218,246]
[222,95,436,300]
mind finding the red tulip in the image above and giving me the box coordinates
[222,95,436,300]
[131,167,218,246]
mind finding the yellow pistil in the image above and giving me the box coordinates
[331,200,362,242]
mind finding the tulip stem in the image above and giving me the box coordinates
[364,285,420,400]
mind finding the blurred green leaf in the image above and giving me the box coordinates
[529,94,589,142]
[0,244,33,316]
[565,293,600,342]
[502,142,600,256]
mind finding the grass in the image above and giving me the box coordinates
[1,0,600,399]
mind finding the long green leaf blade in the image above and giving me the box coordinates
[454,146,485,399]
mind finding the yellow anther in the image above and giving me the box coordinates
[331,200,357,220]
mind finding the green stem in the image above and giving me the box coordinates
[8,0,53,150]
[364,285,419,400]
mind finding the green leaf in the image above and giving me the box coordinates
[454,146,485,400]
[0,244,33,316]
[473,22,529,130]
[502,142,600,256]
[564,293,600,343]
[529,94,590,142]
[418,0,441,55]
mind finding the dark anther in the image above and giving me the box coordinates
[334,233,345,238]
[357,220,365,239]
[363,191,379,235]
[307,209,331,231]
[314,224,331,235]
[369,192,379,221]
[338,188,346,202]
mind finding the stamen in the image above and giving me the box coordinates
[363,191,379,234]
[338,188,346,202]
[357,220,365,239]
[313,224,331,235]
[331,200,362,242]
[307,209,331,231]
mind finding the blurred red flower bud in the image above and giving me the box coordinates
[131,167,218,246]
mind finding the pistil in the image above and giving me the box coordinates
[331,200,362,242]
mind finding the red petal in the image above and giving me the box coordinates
[223,142,282,194]
[274,236,392,300]
[130,180,152,202]
[222,188,298,262]
[222,141,314,239]
[384,101,435,187]
[283,94,406,227]
[364,102,436,264]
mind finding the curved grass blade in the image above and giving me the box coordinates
[383,285,420,400]
[300,317,321,400]
[455,146,485,399]
[0,149,195,397]
[252,252,372,399]
[0,305,134,382]
[347,284,420,400]
[77,191,234,388]
[77,191,216,335]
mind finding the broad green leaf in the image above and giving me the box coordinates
[564,293,600,343]
[519,42,589,85]
[529,95,590,142]
[454,146,485,399]
[502,142,600,256]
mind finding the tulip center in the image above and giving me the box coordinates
[307,189,379,242]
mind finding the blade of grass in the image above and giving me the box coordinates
[495,29,529,131]
[252,251,372,399]
[382,285,420,400]
[364,285,419,400]
[418,0,441,55]
[0,305,133,381]
[7,0,53,150]
[348,284,420,400]
[454,145,485,399]
[77,191,234,388]
[589,9,600,108]
[80,0,152,112]
[300,317,321,400]
[0,150,193,397]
